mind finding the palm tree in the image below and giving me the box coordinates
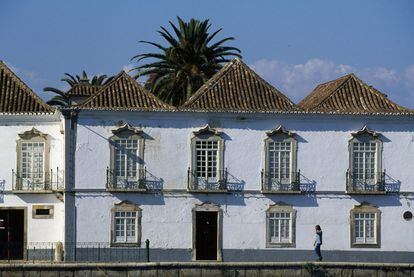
[131,17,242,106]
[45,71,114,106]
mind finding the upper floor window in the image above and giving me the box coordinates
[350,202,381,248]
[262,126,298,192]
[14,128,50,191]
[111,201,141,246]
[266,202,296,248]
[188,125,225,191]
[108,123,145,191]
[348,126,384,193]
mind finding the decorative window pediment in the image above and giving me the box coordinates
[112,122,143,136]
[351,126,380,138]
[18,127,48,140]
[192,124,222,137]
[265,125,296,138]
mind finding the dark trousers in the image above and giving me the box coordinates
[314,243,322,260]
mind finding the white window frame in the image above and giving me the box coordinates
[264,126,297,190]
[348,126,382,190]
[266,202,296,248]
[109,123,145,189]
[350,202,381,248]
[190,125,224,190]
[111,201,141,246]
[16,128,50,191]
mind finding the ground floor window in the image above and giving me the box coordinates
[266,203,296,247]
[111,201,141,246]
[350,202,381,248]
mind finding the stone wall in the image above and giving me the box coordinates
[0,262,412,277]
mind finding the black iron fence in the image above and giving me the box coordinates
[261,170,300,192]
[12,168,64,192]
[0,241,151,263]
[346,170,386,193]
[187,168,228,191]
[106,167,148,191]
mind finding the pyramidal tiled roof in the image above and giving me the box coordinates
[81,71,174,111]
[299,73,412,114]
[66,84,102,97]
[0,61,53,114]
[180,58,299,112]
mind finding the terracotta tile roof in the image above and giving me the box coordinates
[0,61,53,114]
[180,58,300,112]
[80,71,174,111]
[299,73,412,114]
[66,84,102,97]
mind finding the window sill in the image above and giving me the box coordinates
[110,242,141,247]
[346,190,387,195]
[350,243,380,248]
[266,243,296,248]
[106,188,147,193]
[261,190,301,195]
[12,189,56,194]
[187,189,229,194]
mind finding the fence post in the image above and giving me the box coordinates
[51,243,54,263]
[145,239,150,262]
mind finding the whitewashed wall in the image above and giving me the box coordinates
[0,114,65,243]
[75,111,414,192]
[74,193,413,251]
[73,111,414,252]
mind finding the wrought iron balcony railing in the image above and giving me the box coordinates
[12,168,64,192]
[346,169,386,193]
[261,170,301,193]
[106,167,150,191]
[187,168,228,192]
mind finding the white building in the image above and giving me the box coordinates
[63,59,414,262]
[0,61,65,260]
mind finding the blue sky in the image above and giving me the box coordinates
[1,0,413,105]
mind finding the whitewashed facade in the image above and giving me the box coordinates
[63,60,414,262]
[67,111,414,262]
[0,61,65,260]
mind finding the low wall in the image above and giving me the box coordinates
[0,262,412,277]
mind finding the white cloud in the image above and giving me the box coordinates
[122,63,135,74]
[250,58,414,106]
[251,58,353,101]
[404,65,414,89]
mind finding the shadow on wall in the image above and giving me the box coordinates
[384,172,401,193]
[264,194,319,207]
[144,169,164,191]
[76,193,166,206]
[350,195,402,207]
[17,194,63,204]
[226,171,245,192]
[191,194,246,206]
[298,170,316,193]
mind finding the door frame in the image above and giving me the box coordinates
[0,207,28,260]
[192,202,222,261]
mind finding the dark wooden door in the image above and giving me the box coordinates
[0,209,25,260]
[195,211,218,260]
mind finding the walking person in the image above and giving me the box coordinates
[314,225,323,261]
